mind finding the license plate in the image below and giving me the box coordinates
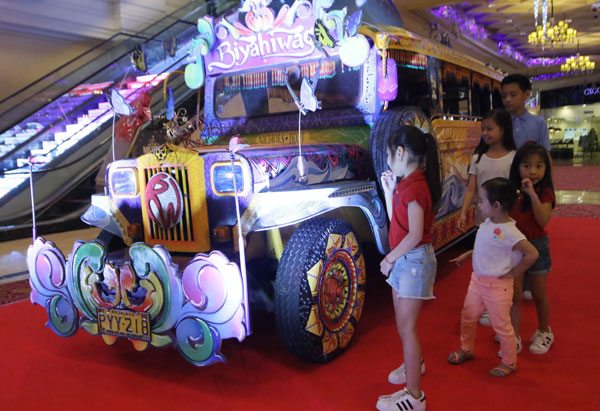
[97,307,151,342]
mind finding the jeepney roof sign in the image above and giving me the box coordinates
[205,0,332,76]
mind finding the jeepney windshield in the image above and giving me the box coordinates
[214,57,362,119]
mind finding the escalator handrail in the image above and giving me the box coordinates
[0,94,107,164]
[0,32,146,109]
[0,0,236,135]
[0,69,192,216]
[0,13,205,165]
[2,65,189,177]
[0,19,193,134]
[0,0,215,113]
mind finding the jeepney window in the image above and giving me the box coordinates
[442,63,471,116]
[213,58,361,119]
[492,85,503,109]
[471,73,492,117]
[388,50,430,113]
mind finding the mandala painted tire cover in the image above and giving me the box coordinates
[274,218,366,362]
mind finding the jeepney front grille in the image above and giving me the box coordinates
[143,165,194,242]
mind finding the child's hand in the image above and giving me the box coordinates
[380,256,394,277]
[450,251,471,266]
[380,170,395,194]
[499,269,516,279]
[521,178,536,197]
[457,212,467,232]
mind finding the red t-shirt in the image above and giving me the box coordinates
[510,187,555,240]
[388,170,434,249]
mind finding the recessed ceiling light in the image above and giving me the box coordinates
[506,18,513,23]
[520,31,527,35]
[565,19,572,23]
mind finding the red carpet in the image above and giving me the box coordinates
[1,217,599,411]
[553,165,600,191]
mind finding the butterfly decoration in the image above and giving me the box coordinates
[299,78,319,112]
[131,45,147,73]
[345,9,362,38]
[106,89,134,116]
[163,37,177,59]
[284,59,323,115]
[314,19,336,49]
[165,86,175,121]
[228,135,249,155]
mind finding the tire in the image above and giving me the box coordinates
[369,106,434,189]
[274,218,366,362]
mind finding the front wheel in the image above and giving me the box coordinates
[274,218,366,362]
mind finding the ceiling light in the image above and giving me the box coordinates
[561,42,596,74]
[529,0,577,49]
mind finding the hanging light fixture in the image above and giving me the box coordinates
[528,0,577,48]
[560,41,596,74]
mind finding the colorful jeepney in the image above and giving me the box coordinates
[28,0,503,365]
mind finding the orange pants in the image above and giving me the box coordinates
[460,273,517,366]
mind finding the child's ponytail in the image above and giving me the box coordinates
[423,132,442,212]
[388,126,442,212]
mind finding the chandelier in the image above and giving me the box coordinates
[560,40,596,74]
[528,0,577,48]
[560,56,596,74]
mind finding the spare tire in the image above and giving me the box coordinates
[369,106,434,188]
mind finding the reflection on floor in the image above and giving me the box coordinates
[556,190,600,205]
[0,228,100,285]
[554,152,600,167]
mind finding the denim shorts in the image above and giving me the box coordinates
[387,244,437,299]
[527,236,551,274]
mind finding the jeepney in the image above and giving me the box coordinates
[28,0,503,366]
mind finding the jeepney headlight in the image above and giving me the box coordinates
[212,163,245,195]
[110,168,138,197]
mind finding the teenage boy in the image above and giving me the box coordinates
[500,74,549,303]
[501,74,550,150]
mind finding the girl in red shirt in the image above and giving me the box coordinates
[376,125,441,411]
[508,143,555,355]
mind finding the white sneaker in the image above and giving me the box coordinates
[529,328,554,354]
[377,387,426,411]
[523,290,533,300]
[388,359,426,385]
[479,310,491,326]
[497,336,522,358]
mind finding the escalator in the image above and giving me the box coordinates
[0,0,236,226]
